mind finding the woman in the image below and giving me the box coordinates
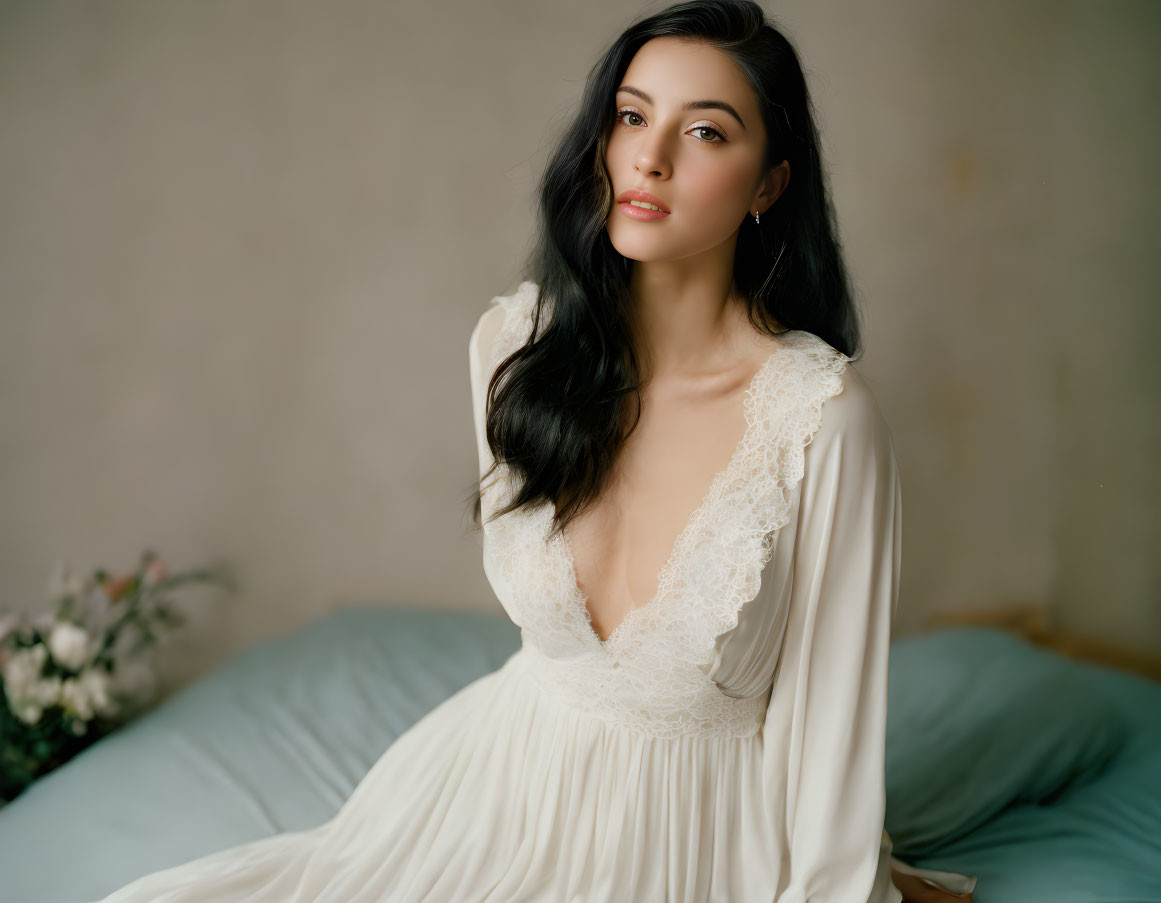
[98,2,976,900]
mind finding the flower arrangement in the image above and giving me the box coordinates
[0,549,236,803]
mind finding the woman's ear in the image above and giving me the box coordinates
[754,159,790,215]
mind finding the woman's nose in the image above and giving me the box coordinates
[634,134,672,179]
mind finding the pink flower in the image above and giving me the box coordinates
[142,556,168,588]
[100,574,136,602]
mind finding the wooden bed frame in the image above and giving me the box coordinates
[920,601,1161,683]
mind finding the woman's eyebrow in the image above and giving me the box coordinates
[615,85,747,131]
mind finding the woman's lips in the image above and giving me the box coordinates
[617,201,670,221]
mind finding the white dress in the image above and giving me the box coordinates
[97,281,974,902]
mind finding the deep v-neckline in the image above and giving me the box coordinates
[553,341,789,653]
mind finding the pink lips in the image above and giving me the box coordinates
[619,202,668,221]
[616,188,671,222]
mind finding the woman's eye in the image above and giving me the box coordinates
[613,109,725,143]
[614,109,645,128]
[692,125,725,143]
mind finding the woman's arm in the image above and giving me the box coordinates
[764,365,904,903]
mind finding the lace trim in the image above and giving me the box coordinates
[636,332,849,666]
[511,642,768,740]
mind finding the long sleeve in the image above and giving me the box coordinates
[764,364,904,903]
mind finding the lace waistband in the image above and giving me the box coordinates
[506,644,767,741]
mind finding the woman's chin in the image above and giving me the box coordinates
[607,234,684,263]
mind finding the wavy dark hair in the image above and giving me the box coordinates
[466,0,861,539]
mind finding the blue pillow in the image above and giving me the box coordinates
[885,627,1129,857]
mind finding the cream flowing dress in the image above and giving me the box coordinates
[96,281,974,902]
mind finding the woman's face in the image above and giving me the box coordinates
[604,37,786,264]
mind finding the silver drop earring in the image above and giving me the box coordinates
[753,210,760,225]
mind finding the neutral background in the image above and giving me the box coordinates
[2,0,1158,700]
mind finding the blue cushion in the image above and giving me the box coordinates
[885,627,1130,855]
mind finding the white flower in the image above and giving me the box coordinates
[61,673,95,720]
[60,677,92,720]
[48,621,93,671]
[2,645,63,726]
[2,645,48,695]
[26,674,63,707]
[10,698,44,725]
[4,679,23,717]
[80,668,115,716]
[60,668,115,721]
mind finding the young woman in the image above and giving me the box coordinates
[98,2,976,900]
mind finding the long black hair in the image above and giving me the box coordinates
[467,0,861,539]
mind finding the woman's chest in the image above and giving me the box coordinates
[561,381,753,643]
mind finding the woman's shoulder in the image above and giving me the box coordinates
[766,330,891,451]
[809,355,895,459]
[469,280,540,370]
[486,280,540,324]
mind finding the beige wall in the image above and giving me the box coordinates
[1,0,1157,699]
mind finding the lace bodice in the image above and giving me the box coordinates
[473,282,851,740]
